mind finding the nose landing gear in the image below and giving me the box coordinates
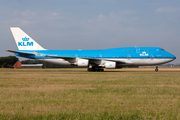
[155,66,158,72]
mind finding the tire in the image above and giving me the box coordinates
[155,69,158,72]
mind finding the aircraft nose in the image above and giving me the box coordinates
[164,53,176,63]
[168,53,176,63]
[171,54,176,59]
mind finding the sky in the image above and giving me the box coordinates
[0,0,180,63]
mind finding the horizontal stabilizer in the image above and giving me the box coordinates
[5,50,35,56]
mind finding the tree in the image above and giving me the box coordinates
[0,56,19,68]
[2,63,8,68]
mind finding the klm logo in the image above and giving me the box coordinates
[18,37,33,46]
[140,52,149,56]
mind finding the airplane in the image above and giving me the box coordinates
[6,27,176,72]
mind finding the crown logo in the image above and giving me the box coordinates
[22,37,29,41]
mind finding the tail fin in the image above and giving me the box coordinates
[10,27,45,50]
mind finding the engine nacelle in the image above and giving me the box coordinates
[105,61,116,69]
[77,59,89,67]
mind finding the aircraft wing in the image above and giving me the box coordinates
[45,55,76,63]
[46,55,127,64]
[79,58,125,63]
[45,55,75,59]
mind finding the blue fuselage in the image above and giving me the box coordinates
[15,47,176,60]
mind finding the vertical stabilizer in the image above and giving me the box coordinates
[10,27,45,50]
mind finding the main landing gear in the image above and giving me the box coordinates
[155,66,158,72]
[87,68,104,72]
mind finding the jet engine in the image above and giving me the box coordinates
[77,59,89,67]
[105,61,116,69]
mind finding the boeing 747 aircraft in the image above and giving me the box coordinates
[6,27,176,72]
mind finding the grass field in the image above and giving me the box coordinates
[0,68,180,120]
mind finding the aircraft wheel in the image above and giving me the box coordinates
[89,68,104,72]
[99,69,103,72]
[155,66,158,72]
[87,68,93,72]
[92,69,96,72]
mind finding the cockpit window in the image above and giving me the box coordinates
[160,49,165,51]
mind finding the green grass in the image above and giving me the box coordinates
[0,68,180,119]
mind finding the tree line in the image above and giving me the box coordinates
[0,56,19,68]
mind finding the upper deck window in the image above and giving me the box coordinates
[140,50,151,51]
[123,50,136,51]
[160,49,165,51]
[123,50,151,51]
